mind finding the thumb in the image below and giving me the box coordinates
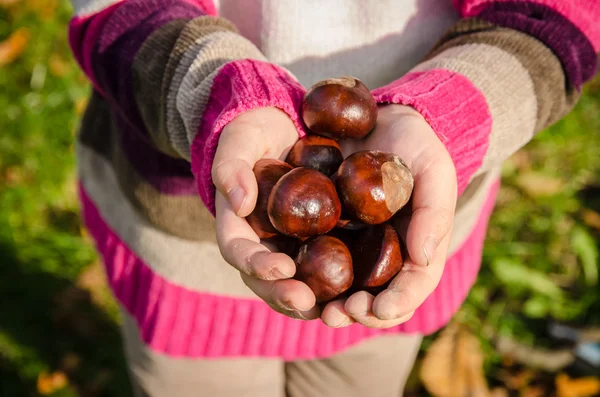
[211,123,263,218]
[211,107,300,217]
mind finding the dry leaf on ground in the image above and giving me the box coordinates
[0,28,30,67]
[556,373,600,397]
[420,323,490,397]
[37,371,68,395]
[514,171,565,198]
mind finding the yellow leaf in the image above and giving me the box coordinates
[49,53,70,77]
[0,0,21,7]
[75,97,89,116]
[556,373,600,397]
[37,371,68,395]
[582,209,600,232]
[420,323,490,397]
[0,28,30,67]
[514,171,564,198]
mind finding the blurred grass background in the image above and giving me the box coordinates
[0,1,599,396]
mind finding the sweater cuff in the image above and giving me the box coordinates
[190,59,307,215]
[372,69,492,196]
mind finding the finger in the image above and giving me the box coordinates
[212,108,300,217]
[241,273,318,315]
[405,150,456,267]
[344,291,415,328]
[321,299,356,328]
[371,241,448,320]
[212,125,262,217]
[216,193,296,279]
[266,302,320,321]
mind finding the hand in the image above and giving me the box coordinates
[321,104,457,328]
[212,107,321,320]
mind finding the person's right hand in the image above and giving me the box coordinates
[212,107,321,320]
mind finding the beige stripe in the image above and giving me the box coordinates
[71,0,120,16]
[167,31,266,159]
[119,310,284,397]
[448,168,500,256]
[77,143,258,298]
[413,43,538,178]
[176,31,266,148]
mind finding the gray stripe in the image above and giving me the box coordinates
[71,0,120,16]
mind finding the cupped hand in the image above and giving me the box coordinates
[321,104,458,329]
[212,107,320,320]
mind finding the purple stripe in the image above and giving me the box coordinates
[116,116,199,195]
[477,1,597,89]
[91,0,204,142]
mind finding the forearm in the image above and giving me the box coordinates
[68,0,306,213]
[374,0,599,195]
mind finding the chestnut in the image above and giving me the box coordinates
[285,135,344,176]
[246,159,293,238]
[302,76,377,140]
[268,167,341,238]
[336,150,413,224]
[351,224,404,294]
[294,235,353,303]
[263,234,300,258]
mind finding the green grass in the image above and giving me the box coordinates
[1,2,599,396]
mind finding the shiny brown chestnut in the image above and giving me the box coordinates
[302,76,377,140]
[285,135,344,176]
[268,167,341,238]
[351,224,404,294]
[294,235,353,303]
[336,150,414,224]
[246,159,293,238]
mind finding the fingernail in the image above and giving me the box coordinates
[271,267,293,279]
[227,186,246,215]
[422,237,439,266]
[330,307,352,328]
[276,299,297,312]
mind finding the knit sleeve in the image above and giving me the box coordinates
[372,0,599,196]
[68,0,306,213]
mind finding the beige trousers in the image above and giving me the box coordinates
[120,311,422,397]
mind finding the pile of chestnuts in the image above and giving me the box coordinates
[246,76,414,304]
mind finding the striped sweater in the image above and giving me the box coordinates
[69,0,600,359]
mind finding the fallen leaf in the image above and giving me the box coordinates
[582,209,600,232]
[556,373,600,397]
[420,323,490,397]
[37,371,68,395]
[514,171,565,198]
[0,0,21,7]
[489,388,508,397]
[49,53,70,77]
[0,28,30,67]
[75,97,89,115]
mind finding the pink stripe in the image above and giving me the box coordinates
[373,69,492,196]
[79,179,499,359]
[181,0,217,15]
[455,0,600,51]
[68,2,122,93]
[190,59,308,216]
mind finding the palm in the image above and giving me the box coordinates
[321,104,458,328]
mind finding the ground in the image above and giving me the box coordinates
[1,1,599,396]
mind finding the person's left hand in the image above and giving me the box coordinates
[320,104,458,329]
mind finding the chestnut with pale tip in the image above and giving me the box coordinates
[268,167,341,238]
[294,235,354,303]
[246,159,294,238]
[351,224,404,295]
[302,76,377,140]
[335,150,413,224]
[285,134,344,176]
